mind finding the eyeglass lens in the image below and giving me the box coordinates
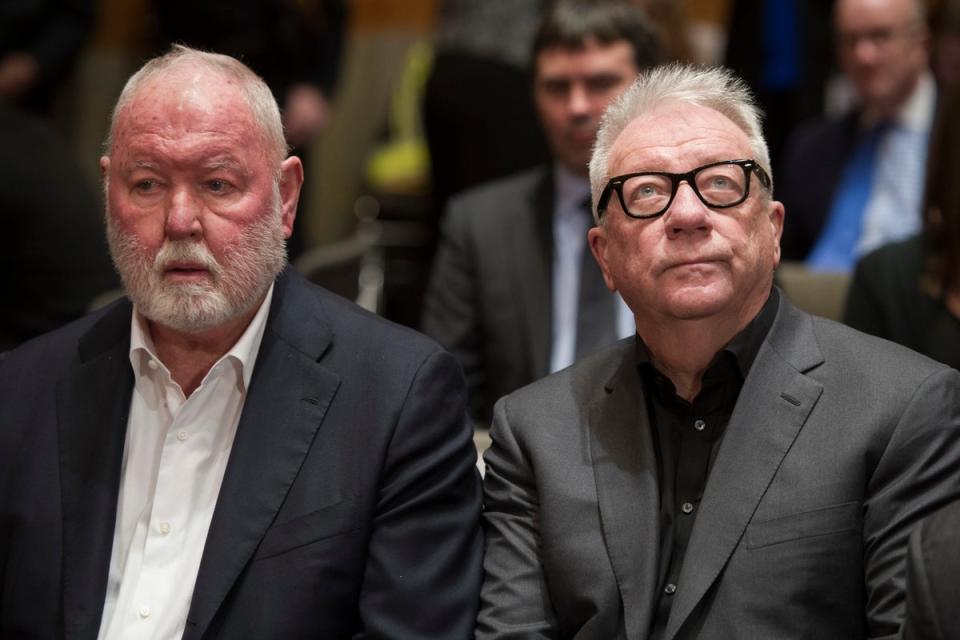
[620,163,748,216]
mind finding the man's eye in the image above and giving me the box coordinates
[628,182,665,200]
[134,179,157,193]
[206,179,232,193]
[709,176,731,189]
[540,80,570,97]
[586,75,621,93]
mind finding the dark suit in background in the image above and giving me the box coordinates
[479,295,960,639]
[902,500,960,640]
[778,111,858,260]
[422,167,554,424]
[0,0,94,112]
[724,0,835,176]
[0,104,117,350]
[0,267,483,639]
[844,235,960,370]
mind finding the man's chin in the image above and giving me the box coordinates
[134,287,233,333]
[661,284,735,321]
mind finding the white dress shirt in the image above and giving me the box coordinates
[97,286,274,640]
[858,71,936,256]
[550,164,634,373]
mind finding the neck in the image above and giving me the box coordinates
[637,294,767,402]
[864,73,921,123]
[148,305,259,396]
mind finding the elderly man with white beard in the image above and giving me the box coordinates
[0,46,482,640]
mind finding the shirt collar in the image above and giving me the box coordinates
[553,162,592,213]
[128,283,275,393]
[634,287,779,380]
[862,70,936,132]
[897,70,936,132]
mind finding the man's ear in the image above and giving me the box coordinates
[588,225,617,292]
[278,156,304,239]
[768,199,785,268]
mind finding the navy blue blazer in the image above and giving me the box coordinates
[0,267,483,639]
[778,111,860,261]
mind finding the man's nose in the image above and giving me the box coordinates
[849,37,881,65]
[165,187,203,239]
[568,85,592,118]
[663,182,712,238]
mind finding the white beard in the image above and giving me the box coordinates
[107,201,287,333]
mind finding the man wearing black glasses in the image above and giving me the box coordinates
[477,64,960,639]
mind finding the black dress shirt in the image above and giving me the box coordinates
[638,289,779,638]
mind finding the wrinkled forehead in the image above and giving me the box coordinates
[111,68,261,152]
[607,102,752,174]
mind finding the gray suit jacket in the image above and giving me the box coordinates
[422,166,554,425]
[902,499,960,640]
[478,294,960,639]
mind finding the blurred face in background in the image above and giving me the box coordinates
[533,37,639,176]
[835,0,930,118]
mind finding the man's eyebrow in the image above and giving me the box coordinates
[205,158,244,171]
[119,160,158,175]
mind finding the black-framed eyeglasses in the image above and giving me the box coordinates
[597,159,772,220]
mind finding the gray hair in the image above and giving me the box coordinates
[589,63,771,221]
[104,44,288,167]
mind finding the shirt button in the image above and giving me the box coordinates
[159,521,171,535]
[139,605,151,619]
[664,583,677,595]
[693,419,706,431]
[147,359,159,371]
[681,502,694,515]
[176,430,189,442]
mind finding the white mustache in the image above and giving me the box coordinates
[154,241,220,276]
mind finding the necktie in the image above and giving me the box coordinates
[575,199,617,359]
[807,123,886,271]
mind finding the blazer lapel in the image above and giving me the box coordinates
[512,169,554,380]
[588,345,660,639]
[57,301,135,640]
[664,298,825,640]
[184,270,341,640]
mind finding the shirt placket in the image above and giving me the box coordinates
[125,375,187,629]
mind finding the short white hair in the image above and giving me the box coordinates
[589,63,771,221]
[104,44,288,167]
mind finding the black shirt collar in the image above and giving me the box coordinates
[634,288,779,381]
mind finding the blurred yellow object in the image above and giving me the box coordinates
[364,40,433,195]
[366,140,431,195]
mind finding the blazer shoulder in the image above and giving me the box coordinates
[301,278,448,370]
[807,311,952,385]
[501,338,633,425]
[853,235,924,286]
[444,165,549,228]
[786,112,857,157]
[0,297,129,378]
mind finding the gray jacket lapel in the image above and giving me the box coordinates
[664,298,825,640]
[57,301,134,640]
[512,169,554,380]
[183,270,341,639]
[588,343,660,639]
